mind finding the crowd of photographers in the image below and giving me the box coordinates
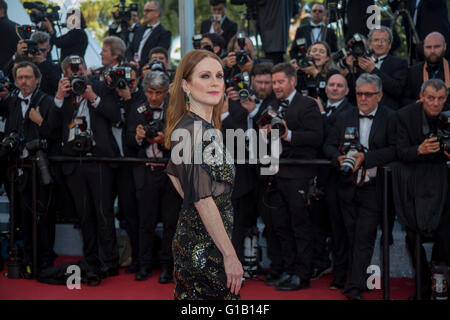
[0,0,450,300]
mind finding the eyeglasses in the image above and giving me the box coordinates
[143,9,157,13]
[312,9,323,13]
[371,39,390,44]
[356,91,379,98]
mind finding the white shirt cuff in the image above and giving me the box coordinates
[283,129,292,142]
[54,97,63,108]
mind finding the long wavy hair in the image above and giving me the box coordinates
[164,50,225,150]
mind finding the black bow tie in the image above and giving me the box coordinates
[145,25,153,31]
[279,99,289,108]
[359,114,374,120]
[19,98,30,105]
[151,107,162,112]
[325,105,337,114]
[311,25,322,29]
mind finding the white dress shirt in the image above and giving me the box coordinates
[136,21,160,62]
[359,106,378,180]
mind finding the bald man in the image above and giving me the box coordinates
[403,32,450,107]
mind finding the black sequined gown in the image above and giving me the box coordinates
[166,111,238,300]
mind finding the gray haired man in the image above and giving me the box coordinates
[323,73,397,300]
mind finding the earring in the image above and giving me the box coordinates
[186,92,190,104]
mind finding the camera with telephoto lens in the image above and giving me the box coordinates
[235,32,250,66]
[226,72,251,101]
[143,119,164,140]
[23,1,60,24]
[256,106,286,137]
[295,37,315,68]
[25,139,53,185]
[64,116,94,155]
[304,79,326,99]
[331,47,348,69]
[24,40,39,56]
[0,132,23,158]
[339,127,365,177]
[192,34,203,49]
[108,66,132,90]
[434,111,450,152]
[67,56,87,95]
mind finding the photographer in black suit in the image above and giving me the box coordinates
[42,9,88,62]
[125,1,171,68]
[345,27,408,110]
[0,61,59,276]
[0,0,19,69]
[261,63,323,291]
[126,71,181,282]
[404,32,450,107]
[290,2,338,57]
[223,34,255,84]
[221,62,282,279]
[49,56,121,282]
[324,73,396,300]
[394,79,450,300]
[200,0,237,47]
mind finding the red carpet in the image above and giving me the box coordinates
[0,256,415,300]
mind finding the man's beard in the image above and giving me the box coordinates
[426,53,444,65]
[256,91,270,100]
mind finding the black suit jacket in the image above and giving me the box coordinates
[0,90,59,189]
[0,17,20,70]
[200,16,237,47]
[403,61,450,107]
[37,60,61,96]
[290,24,338,59]
[396,102,448,163]
[276,92,324,179]
[371,55,408,110]
[343,0,375,40]
[323,105,396,199]
[51,29,88,62]
[126,24,171,67]
[126,100,169,190]
[48,81,121,175]
[323,98,355,138]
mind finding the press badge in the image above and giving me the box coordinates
[137,105,147,114]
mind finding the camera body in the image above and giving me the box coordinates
[113,0,138,25]
[0,132,23,158]
[304,79,326,99]
[63,116,94,155]
[226,72,251,101]
[347,33,369,58]
[295,37,315,68]
[0,70,15,92]
[339,127,365,176]
[24,40,40,56]
[256,106,286,137]
[68,74,87,95]
[108,66,132,90]
[143,119,164,140]
[235,32,250,66]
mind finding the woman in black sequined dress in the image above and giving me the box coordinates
[164,50,243,300]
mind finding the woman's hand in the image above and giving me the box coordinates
[224,254,243,295]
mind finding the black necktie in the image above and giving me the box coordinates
[19,98,29,105]
[359,114,374,120]
[311,25,321,29]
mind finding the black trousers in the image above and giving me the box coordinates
[136,167,181,268]
[16,169,55,269]
[405,199,450,298]
[112,164,139,264]
[339,182,379,292]
[65,163,118,273]
[270,176,313,279]
[325,171,349,284]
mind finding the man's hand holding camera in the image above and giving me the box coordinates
[56,77,71,99]
[418,137,441,155]
[241,96,256,114]
[136,124,164,144]
[29,106,43,126]
[16,40,28,57]
[116,84,132,101]
[337,152,365,172]
[81,85,98,103]
[357,56,376,73]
